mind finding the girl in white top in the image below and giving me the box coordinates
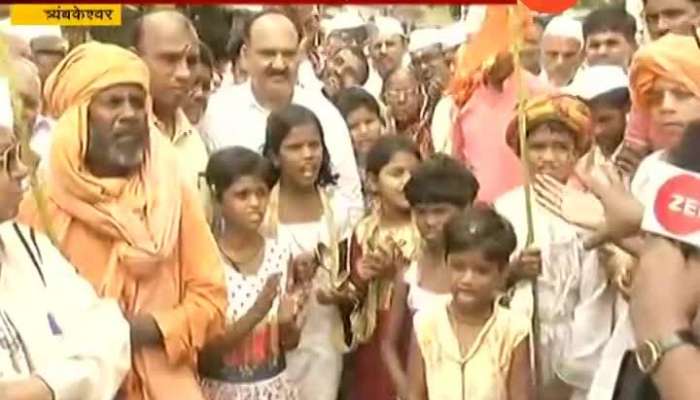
[260,105,363,400]
[382,155,480,399]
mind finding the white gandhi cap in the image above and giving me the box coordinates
[565,65,629,101]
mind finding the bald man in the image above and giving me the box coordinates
[8,56,55,168]
[133,10,211,218]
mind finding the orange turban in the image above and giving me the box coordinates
[629,33,700,110]
[20,41,183,295]
[506,93,593,157]
[43,41,151,118]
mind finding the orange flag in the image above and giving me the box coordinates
[449,4,533,109]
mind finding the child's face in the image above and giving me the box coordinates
[412,203,461,246]
[346,106,383,157]
[277,123,324,189]
[372,150,420,213]
[447,249,503,312]
[590,103,626,154]
[525,124,578,183]
[220,175,270,232]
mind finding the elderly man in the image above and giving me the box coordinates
[7,58,41,150]
[18,42,227,400]
[0,75,130,400]
[365,15,407,98]
[133,11,211,216]
[540,15,585,88]
[203,10,363,216]
[408,27,451,104]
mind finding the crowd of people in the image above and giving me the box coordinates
[1,1,700,399]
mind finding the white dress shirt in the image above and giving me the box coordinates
[0,221,130,400]
[202,80,363,215]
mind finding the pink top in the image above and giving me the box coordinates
[625,106,683,151]
[452,73,552,203]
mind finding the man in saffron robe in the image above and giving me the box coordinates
[18,42,227,400]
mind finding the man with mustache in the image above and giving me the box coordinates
[203,10,363,220]
[18,42,227,400]
[133,10,211,217]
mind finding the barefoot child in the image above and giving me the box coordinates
[198,147,303,400]
[408,206,533,400]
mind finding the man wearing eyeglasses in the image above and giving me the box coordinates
[0,76,131,400]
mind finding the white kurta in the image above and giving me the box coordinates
[0,221,130,400]
[495,186,615,400]
[271,188,360,400]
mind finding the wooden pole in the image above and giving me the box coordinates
[510,4,542,398]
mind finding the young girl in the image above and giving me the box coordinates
[343,135,421,400]
[381,155,480,399]
[260,104,363,400]
[199,147,303,400]
[408,206,533,400]
[332,87,385,206]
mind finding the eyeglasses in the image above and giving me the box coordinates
[384,87,421,101]
[0,142,25,176]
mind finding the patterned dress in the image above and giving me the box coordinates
[200,239,298,400]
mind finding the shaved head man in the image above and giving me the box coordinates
[133,10,212,218]
[8,57,41,136]
[134,10,200,137]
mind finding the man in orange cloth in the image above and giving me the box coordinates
[18,42,227,400]
[449,5,552,203]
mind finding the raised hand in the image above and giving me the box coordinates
[509,247,541,282]
[534,174,604,230]
[250,273,282,321]
[579,165,643,249]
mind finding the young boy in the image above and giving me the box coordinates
[566,65,630,173]
[408,206,534,400]
[381,154,480,399]
[495,94,615,400]
[332,86,385,166]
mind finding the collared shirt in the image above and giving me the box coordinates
[154,109,212,220]
[0,221,130,400]
[202,80,364,217]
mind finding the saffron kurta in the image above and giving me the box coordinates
[17,42,227,400]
